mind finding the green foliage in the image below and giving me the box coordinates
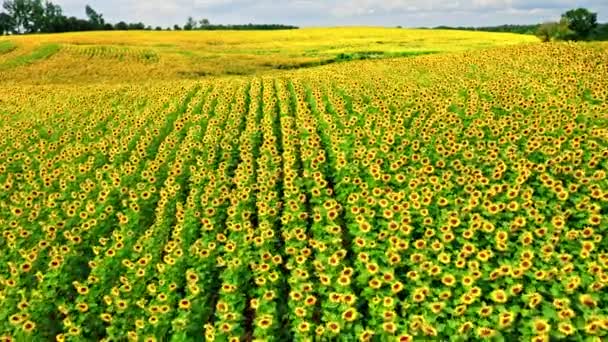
[535,8,605,42]
[85,4,103,28]
[434,24,540,35]
[0,39,16,53]
[535,20,573,42]
[562,8,598,40]
[2,0,297,34]
[274,50,438,70]
[433,9,606,43]
[2,0,44,33]
[335,50,436,61]
[2,0,87,33]
[2,0,292,35]
[184,16,195,31]
[39,1,63,33]
[590,23,608,41]
[189,23,299,31]
[0,11,12,34]
[0,43,59,69]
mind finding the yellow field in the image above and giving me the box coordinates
[0,28,536,84]
[1,29,608,341]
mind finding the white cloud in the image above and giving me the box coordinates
[52,0,608,27]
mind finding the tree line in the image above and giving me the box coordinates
[177,17,297,31]
[0,0,141,34]
[433,24,540,35]
[0,0,298,35]
[535,8,604,42]
[431,8,606,42]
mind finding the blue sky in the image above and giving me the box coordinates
[53,0,608,28]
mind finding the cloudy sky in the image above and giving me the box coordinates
[53,0,608,28]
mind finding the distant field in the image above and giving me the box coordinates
[1,29,608,341]
[0,28,536,83]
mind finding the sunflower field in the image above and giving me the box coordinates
[0,28,534,84]
[0,37,608,342]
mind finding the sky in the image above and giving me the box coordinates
[53,0,608,28]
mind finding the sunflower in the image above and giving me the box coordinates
[429,301,445,314]
[304,295,317,306]
[342,308,358,322]
[298,321,310,332]
[532,318,550,335]
[454,305,467,316]
[294,306,306,318]
[337,275,351,286]
[256,315,273,329]
[583,319,602,335]
[380,297,393,308]
[382,322,397,334]
[457,321,473,334]
[358,329,374,341]
[557,322,575,336]
[100,313,112,323]
[558,308,575,320]
[22,321,36,333]
[178,299,191,310]
[326,321,340,334]
[498,311,515,328]
[68,326,80,336]
[9,314,25,325]
[478,304,493,317]
[579,294,597,308]
[390,281,404,293]
[530,335,549,342]
[476,327,495,339]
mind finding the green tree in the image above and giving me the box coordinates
[184,16,196,30]
[114,21,127,30]
[0,11,12,34]
[2,0,45,33]
[85,4,103,29]
[562,8,598,40]
[39,1,63,32]
[592,23,608,40]
[127,22,144,30]
[536,19,572,42]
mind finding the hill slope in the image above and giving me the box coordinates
[0,28,537,84]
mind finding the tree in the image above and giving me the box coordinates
[85,4,103,29]
[536,22,556,42]
[562,8,598,40]
[60,16,94,32]
[114,20,127,30]
[173,24,181,30]
[536,19,572,42]
[3,0,45,33]
[199,18,209,27]
[127,22,144,30]
[593,23,608,41]
[0,12,13,34]
[39,1,64,32]
[184,16,196,30]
